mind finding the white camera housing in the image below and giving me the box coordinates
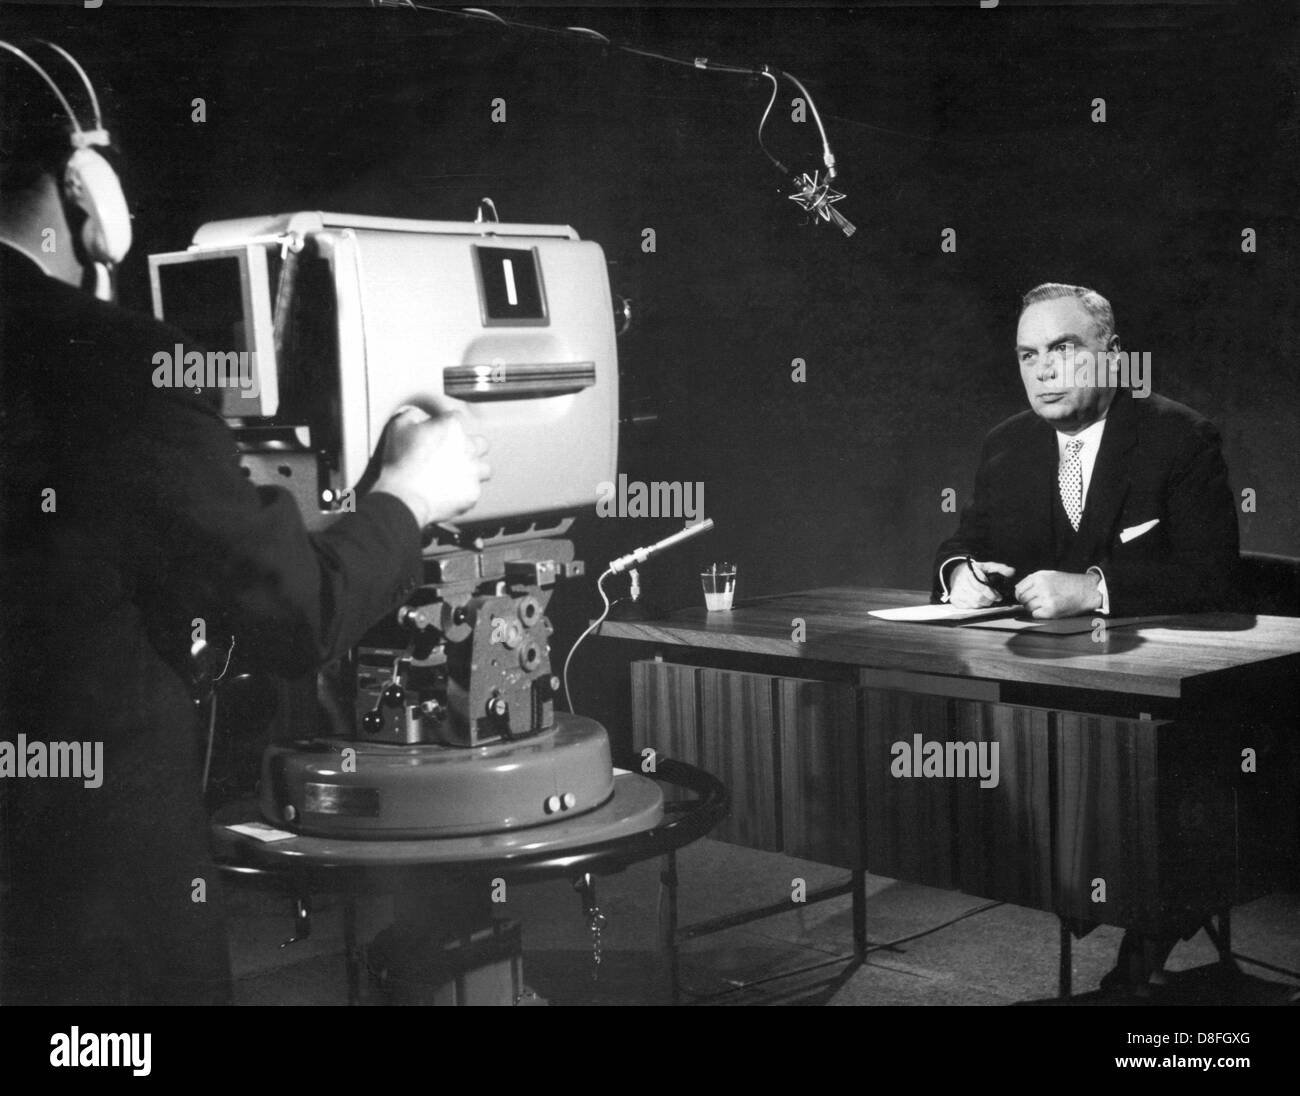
[149,211,619,532]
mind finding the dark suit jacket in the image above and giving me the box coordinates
[0,246,423,1004]
[932,387,1240,616]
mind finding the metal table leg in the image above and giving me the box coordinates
[343,897,362,1006]
[852,868,867,960]
[1058,919,1072,998]
[659,849,680,1005]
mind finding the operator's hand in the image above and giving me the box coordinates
[948,560,1016,608]
[370,407,491,528]
[1014,570,1102,620]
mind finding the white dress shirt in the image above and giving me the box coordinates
[1058,416,1111,613]
[1057,415,1108,509]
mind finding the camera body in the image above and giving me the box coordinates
[151,213,626,837]
[149,211,619,533]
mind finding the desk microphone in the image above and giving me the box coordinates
[608,519,715,574]
[565,519,717,710]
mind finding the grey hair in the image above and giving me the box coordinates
[1020,283,1116,343]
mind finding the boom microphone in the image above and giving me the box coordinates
[608,519,715,574]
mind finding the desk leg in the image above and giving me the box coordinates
[1058,919,1072,999]
[343,898,362,1006]
[1204,908,1233,964]
[1217,909,1232,962]
[852,869,867,960]
[659,850,680,1005]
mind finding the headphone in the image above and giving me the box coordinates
[0,39,131,294]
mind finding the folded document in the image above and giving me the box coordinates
[869,602,1165,635]
[867,603,1022,624]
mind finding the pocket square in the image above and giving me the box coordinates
[1119,518,1159,544]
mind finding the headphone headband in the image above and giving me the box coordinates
[34,40,104,131]
[0,39,110,148]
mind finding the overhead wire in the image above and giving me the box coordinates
[373,0,840,184]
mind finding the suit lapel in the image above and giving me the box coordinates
[1076,387,1138,557]
[1032,419,1058,541]
[1003,417,1058,567]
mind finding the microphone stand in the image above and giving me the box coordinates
[604,520,715,621]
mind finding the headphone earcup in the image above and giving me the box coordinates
[62,146,131,264]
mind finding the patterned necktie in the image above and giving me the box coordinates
[1059,438,1085,531]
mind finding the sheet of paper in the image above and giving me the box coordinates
[226,821,296,843]
[868,603,1021,623]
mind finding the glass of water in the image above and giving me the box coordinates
[700,562,737,612]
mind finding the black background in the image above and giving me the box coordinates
[2,0,1296,751]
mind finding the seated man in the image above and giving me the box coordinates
[934,282,1239,618]
[932,282,1242,994]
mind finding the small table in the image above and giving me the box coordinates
[212,760,727,1003]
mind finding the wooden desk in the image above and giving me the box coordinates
[598,587,1300,940]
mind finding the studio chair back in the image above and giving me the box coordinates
[1238,551,1300,616]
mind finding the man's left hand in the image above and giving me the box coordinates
[1014,570,1103,619]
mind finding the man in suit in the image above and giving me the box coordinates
[934,282,1239,618]
[0,42,489,1004]
[932,282,1241,994]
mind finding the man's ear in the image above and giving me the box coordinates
[1104,333,1123,385]
[61,146,131,264]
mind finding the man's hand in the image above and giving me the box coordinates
[370,407,491,528]
[1014,570,1102,619]
[949,560,1016,608]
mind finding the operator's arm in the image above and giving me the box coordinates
[129,392,487,677]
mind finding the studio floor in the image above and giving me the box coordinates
[226,838,1300,1007]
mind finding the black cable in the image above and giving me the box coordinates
[375,0,837,184]
[756,67,789,176]
[676,898,1005,1002]
[561,567,614,716]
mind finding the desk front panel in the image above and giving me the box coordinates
[631,660,860,867]
[629,655,1294,930]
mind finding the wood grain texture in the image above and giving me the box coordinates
[1052,714,1236,932]
[630,647,1297,934]
[951,702,1053,910]
[776,678,861,869]
[601,587,1300,699]
[698,668,779,851]
[861,688,956,888]
[630,659,699,767]
[632,661,866,865]
[1054,714,1159,929]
